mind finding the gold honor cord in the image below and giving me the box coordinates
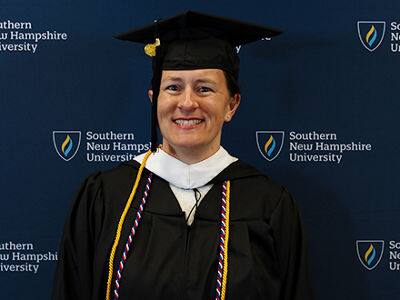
[105,152,231,300]
[221,180,230,300]
[106,150,152,300]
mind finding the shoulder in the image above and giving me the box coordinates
[220,159,293,219]
[69,160,146,234]
[99,160,141,187]
[93,160,149,210]
[73,160,143,212]
[75,161,141,196]
[217,159,284,198]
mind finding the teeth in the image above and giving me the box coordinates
[175,119,202,126]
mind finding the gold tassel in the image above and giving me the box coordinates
[144,38,160,57]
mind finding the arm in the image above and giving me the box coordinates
[52,172,105,300]
[270,188,314,300]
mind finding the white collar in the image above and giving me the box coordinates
[134,146,237,189]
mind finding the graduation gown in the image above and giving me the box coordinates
[52,159,313,300]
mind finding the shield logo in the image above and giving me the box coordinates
[53,131,81,161]
[357,21,386,52]
[356,240,384,270]
[256,131,285,161]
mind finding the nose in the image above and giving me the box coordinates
[177,86,198,112]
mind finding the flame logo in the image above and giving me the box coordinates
[61,135,73,157]
[264,135,276,157]
[364,244,376,266]
[365,25,377,47]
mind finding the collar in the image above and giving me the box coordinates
[134,146,238,189]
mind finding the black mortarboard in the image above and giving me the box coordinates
[115,11,281,151]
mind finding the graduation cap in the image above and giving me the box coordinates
[115,10,281,151]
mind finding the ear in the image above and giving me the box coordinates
[147,89,153,103]
[225,93,241,122]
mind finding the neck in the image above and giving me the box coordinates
[161,143,220,164]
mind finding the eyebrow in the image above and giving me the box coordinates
[162,77,184,83]
[161,77,217,85]
[194,79,217,85]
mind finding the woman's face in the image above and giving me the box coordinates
[154,69,240,157]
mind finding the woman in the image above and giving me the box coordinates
[52,11,313,300]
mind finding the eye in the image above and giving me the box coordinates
[165,84,180,92]
[198,86,213,93]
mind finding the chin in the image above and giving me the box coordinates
[172,140,205,149]
[164,135,209,150]
[162,130,219,152]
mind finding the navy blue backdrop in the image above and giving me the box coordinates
[1,0,399,299]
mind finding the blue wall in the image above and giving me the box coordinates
[1,0,399,298]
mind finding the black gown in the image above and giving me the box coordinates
[52,159,313,300]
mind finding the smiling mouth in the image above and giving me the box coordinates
[174,119,202,125]
[173,118,204,128]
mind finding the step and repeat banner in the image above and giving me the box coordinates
[1,0,399,299]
